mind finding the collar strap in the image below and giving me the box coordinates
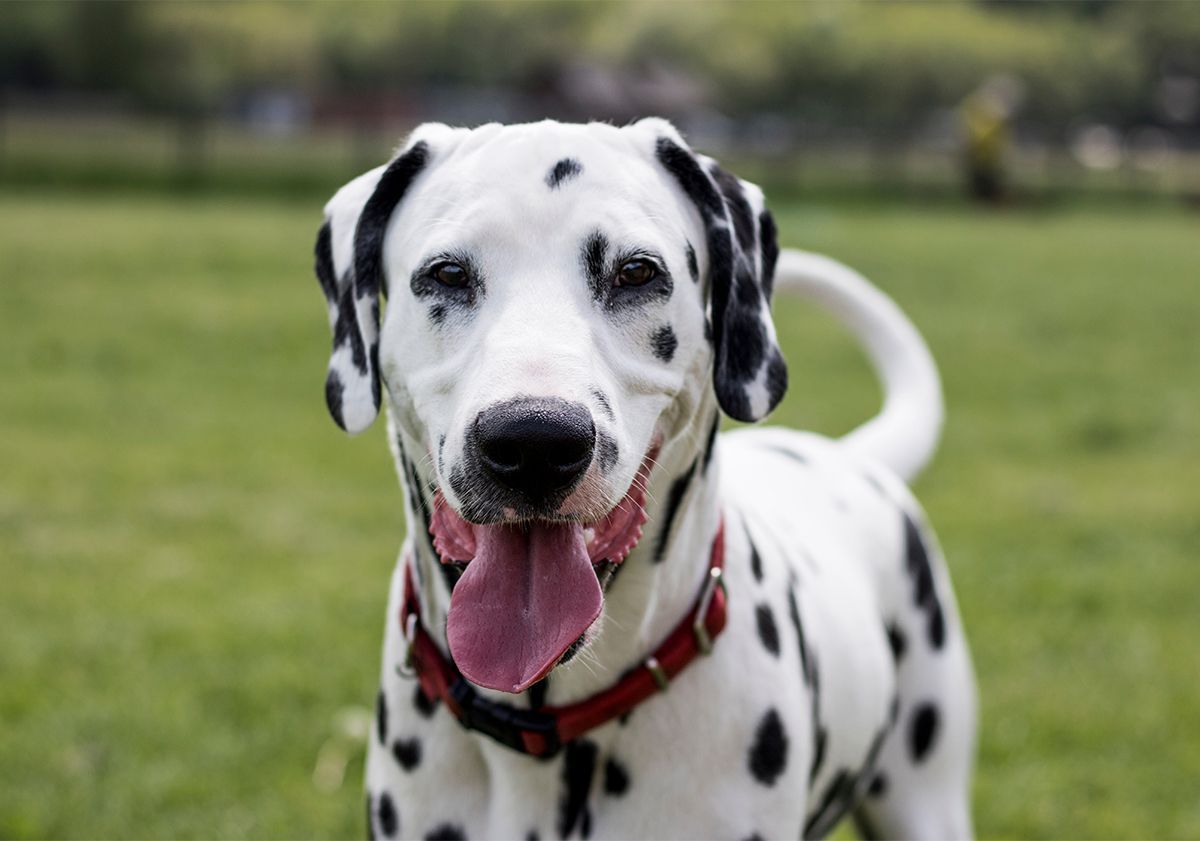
[399,519,727,758]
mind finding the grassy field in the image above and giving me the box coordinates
[1,189,1197,839]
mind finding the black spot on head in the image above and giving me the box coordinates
[391,737,422,771]
[413,684,436,718]
[748,708,789,786]
[547,157,583,189]
[743,835,765,841]
[603,757,629,796]
[756,603,780,657]
[868,773,887,797]
[377,791,398,838]
[685,241,699,283]
[886,623,907,662]
[366,793,376,841]
[375,689,388,745]
[910,703,940,762]
[595,430,619,473]
[425,825,466,841]
[526,832,539,841]
[558,739,597,839]
[653,458,698,563]
[582,231,609,301]
[429,303,447,324]
[650,325,677,363]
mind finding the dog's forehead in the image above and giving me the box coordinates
[402,122,684,232]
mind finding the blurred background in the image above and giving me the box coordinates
[2,2,1198,839]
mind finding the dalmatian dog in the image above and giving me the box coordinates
[311,119,976,841]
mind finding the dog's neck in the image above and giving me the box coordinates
[391,396,721,709]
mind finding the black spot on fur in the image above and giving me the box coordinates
[685,241,699,283]
[650,325,677,363]
[711,164,757,254]
[314,221,338,303]
[742,835,765,841]
[526,832,539,841]
[723,305,767,382]
[375,689,388,745]
[747,532,763,583]
[910,703,940,762]
[595,430,619,473]
[590,389,614,421]
[413,684,436,718]
[904,513,947,650]
[377,791,398,837]
[425,826,466,841]
[392,738,422,771]
[868,773,887,797]
[701,414,720,474]
[325,368,346,430]
[766,349,788,409]
[547,157,582,189]
[558,739,597,839]
[429,303,447,324]
[756,603,780,657]
[603,758,629,795]
[758,210,779,301]
[582,231,609,301]
[354,141,429,300]
[748,708,788,786]
[886,623,907,662]
[366,793,375,841]
[653,458,698,563]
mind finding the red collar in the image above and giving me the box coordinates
[399,520,727,758]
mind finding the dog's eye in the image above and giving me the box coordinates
[432,262,469,288]
[615,260,657,288]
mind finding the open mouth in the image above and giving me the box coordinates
[427,451,654,694]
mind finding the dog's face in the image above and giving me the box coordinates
[314,119,786,693]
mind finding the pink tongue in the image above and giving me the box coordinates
[446,521,603,693]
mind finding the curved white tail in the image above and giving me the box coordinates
[773,249,944,483]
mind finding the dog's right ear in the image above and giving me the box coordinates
[312,133,436,434]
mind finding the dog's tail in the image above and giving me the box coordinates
[773,249,943,483]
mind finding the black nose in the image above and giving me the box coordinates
[472,398,596,505]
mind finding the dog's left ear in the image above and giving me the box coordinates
[638,119,787,422]
[312,134,434,434]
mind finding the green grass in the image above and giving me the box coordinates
[1,191,1197,839]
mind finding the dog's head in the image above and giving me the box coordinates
[313,119,785,693]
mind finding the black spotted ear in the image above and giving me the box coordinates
[312,138,431,434]
[648,124,787,422]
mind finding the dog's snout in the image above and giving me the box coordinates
[473,398,596,504]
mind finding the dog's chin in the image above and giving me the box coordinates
[424,450,656,694]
